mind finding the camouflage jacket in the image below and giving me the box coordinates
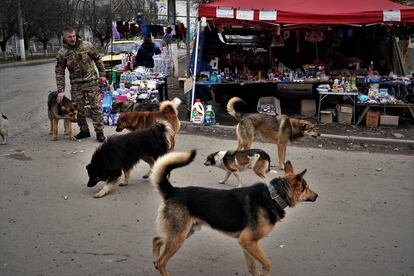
[55,39,105,91]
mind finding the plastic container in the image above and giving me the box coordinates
[204,105,216,126]
[192,99,204,124]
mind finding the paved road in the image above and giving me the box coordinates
[0,64,413,276]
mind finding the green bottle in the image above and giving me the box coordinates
[204,105,216,126]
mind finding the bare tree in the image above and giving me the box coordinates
[0,0,18,57]
[85,2,112,47]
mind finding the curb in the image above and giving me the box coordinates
[180,121,414,146]
[0,58,55,69]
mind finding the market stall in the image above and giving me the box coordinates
[190,0,414,125]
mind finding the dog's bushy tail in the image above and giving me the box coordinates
[227,97,247,121]
[160,97,182,114]
[150,150,196,199]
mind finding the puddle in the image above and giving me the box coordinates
[6,153,32,161]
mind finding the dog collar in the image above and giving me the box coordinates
[266,184,288,210]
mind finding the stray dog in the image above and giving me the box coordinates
[227,97,320,169]
[115,97,181,150]
[47,91,78,141]
[86,121,173,198]
[204,149,277,187]
[0,114,9,145]
[111,101,160,113]
[151,150,318,276]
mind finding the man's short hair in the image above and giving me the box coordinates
[63,26,75,34]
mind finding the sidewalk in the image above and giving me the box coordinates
[179,121,414,155]
[0,58,55,69]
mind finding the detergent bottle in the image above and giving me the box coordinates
[204,105,216,126]
[192,99,204,124]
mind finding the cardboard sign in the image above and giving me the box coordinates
[259,10,277,21]
[184,77,193,94]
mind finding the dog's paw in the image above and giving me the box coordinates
[94,190,108,198]
[119,182,128,186]
[68,136,76,141]
[153,261,159,270]
[51,136,57,141]
[218,180,226,184]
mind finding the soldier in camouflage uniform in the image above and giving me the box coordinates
[55,26,107,142]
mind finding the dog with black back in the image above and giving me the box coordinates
[0,113,9,145]
[86,121,173,198]
[111,101,160,113]
[151,150,318,276]
[227,97,320,169]
[47,91,78,141]
[204,149,277,187]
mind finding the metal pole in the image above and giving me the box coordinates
[17,0,26,60]
[186,0,190,76]
[190,20,200,122]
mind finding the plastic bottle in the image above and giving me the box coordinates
[204,105,216,126]
[192,99,204,124]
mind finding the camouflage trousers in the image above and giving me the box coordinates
[71,81,103,133]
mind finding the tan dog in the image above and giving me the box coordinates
[115,98,181,150]
[47,91,78,141]
[151,150,318,276]
[227,97,320,169]
[204,149,277,187]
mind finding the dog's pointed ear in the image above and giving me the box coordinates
[295,169,307,181]
[284,160,294,174]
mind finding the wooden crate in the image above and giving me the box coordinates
[365,111,380,128]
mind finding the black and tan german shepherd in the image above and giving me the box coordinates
[150,150,318,276]
[227,97,320,169]
[47,91,78,141]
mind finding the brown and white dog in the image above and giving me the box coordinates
[227,97,320,169]
[47,91,78,141]
[115,97,181,150]
[204,149,277,187]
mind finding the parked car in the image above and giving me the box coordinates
[102,39,139,71]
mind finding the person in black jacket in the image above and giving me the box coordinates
[135,37,161,68]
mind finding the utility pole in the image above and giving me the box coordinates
[168,0,176,24]
[17,0,25,60]
[93,0,96,40]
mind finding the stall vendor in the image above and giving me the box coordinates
[135,37,161,68]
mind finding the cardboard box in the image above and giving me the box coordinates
[380,115,399,126]
[320,110,335,123]
[301,99,316,116]
[365,111,380,128]
[337,104,353,114]
[257,97,281,115]
[336,104,353,124]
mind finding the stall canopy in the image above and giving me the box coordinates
[198,0,414,25]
